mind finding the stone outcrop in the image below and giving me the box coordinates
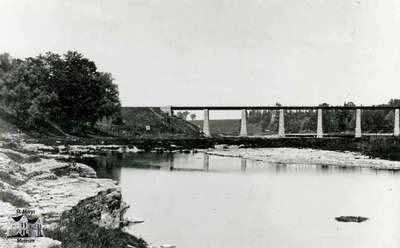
[50,189,147,248]
[0,146,146,248]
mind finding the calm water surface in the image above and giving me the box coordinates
[94,151,400,248]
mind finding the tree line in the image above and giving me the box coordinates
[0,52,121,132]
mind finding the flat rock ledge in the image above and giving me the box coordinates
[0,148,146,248]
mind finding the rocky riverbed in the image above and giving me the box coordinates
[0,135,147,248]
[204,146,400,170]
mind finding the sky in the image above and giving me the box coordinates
[1,0,400,117]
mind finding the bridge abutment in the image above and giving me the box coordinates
[203,109,211,137]
[278,109,285,137]
[355,108,362,138]
[240,109,248,136]
[161,106,173,116]
[317,109,323,138]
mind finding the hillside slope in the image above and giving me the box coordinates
[0,107,201,140]
[0,107,74,138]
[191,119,264,136]
[104,107,201,137]
[0,110,18,134]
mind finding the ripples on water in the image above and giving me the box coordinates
[92,151,400,248]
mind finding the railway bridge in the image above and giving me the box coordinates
[164,106,400,138]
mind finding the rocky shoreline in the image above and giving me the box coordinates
[0,137,147,248]
[31,135,400,161]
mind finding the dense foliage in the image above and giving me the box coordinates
[0,51,120,131]
[247,100,400,134]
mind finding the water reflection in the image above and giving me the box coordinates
[79,152,397,185]
[90,152,253,177]
[168,154,174,171]
[240,158,246,172]
[274,163,287,173]
[203,153,209,171]
[84,151,400,184]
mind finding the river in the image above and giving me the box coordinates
[92,151,400,248]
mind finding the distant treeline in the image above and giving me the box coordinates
[0,52,120,132]
[248,101,400,134]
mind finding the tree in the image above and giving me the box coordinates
[1,51,121,130]
[190,113,196,121]
[176,111,190,120]
[0,53,20,108]
[388,99,400,107]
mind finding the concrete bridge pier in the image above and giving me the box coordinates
[203,109,211,137]
[317,109,323,138]
[240,109,248,136]
[355,108,362,138]
[395,109,400,136]
[278,109,285,137]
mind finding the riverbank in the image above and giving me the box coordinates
[32,136,400,162]
[22,135,400,172]
[0,139,147,248]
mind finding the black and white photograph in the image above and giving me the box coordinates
[1,0,400,247]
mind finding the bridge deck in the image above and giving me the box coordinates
[171,106,399,110]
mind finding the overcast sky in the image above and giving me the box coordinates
[1,0,400,111]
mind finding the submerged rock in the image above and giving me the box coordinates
[214,144,229,150]
[160,245,177,248]
[335,216,368,223]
